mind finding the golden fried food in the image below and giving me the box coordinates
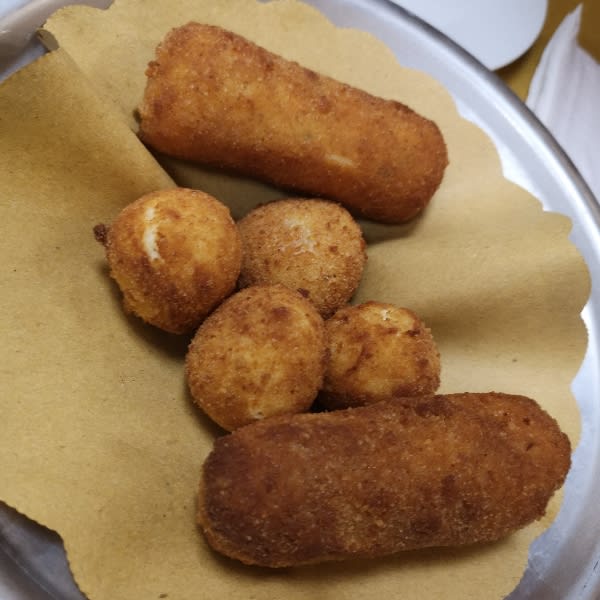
[95,188,241,334]
[237,198,367,318]
[320,302,440,409]
[198,392,571,567]
[138,23,448,224]
[186,285,327,431]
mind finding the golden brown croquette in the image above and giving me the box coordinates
[320,302,440,409]
[138,23,448,224]
[237,198,367,318]
[185,285,327,431]
[97,188,241,334]
[198,392,571,567]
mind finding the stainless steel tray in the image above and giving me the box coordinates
[1,0,599,598]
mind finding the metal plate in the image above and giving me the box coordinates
[307,3,600,599]
[1,0,599,598]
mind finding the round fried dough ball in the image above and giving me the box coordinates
[237,198,367,318]
[320,302,441,410]
[186,284,327,431]
[98,188,241,334]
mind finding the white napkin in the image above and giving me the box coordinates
[527,4,600,203]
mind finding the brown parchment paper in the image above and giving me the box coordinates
[0,0,590,599]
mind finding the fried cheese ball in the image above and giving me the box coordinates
[321,301,440,409]
[95,188,241,334]
[198,392,571,567]
[185,285,327,431]
[237,198,367,318]
[138,23,448,224]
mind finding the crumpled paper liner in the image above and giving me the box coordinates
[0,1,589,599]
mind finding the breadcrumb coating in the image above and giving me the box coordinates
[186,285,327,430]
[138,23,448,224]
[238,198,367,318]
[198,392,571,567]
[321,302,440,408]
[98,188,241,334]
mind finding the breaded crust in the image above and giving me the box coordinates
[237,198,367,318]
[138,23,448,224]
[186,285,327,431]
[101,188,241,334]
[198,392,571,567]
[321,302,441,408]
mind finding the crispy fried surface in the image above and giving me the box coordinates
[321,302,440,408]
[198,392,571,567]
[186,285,327,431]
[102,188,241,334]
[237,198,367,318]
[138,23,448,224]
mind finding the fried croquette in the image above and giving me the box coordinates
[197,392,571,567]
[320,302,440,409]
[237,198,367,318]
[138,23,448,224]
[96,188,241,334]
[185,285,327,431]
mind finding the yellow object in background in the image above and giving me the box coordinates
[579,0,600,61]
[498,0,596,98]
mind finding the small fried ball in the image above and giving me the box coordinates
[186,285,327,431]
[96,188,242,334]
[320,301,441,409]
[237,198,367,318]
